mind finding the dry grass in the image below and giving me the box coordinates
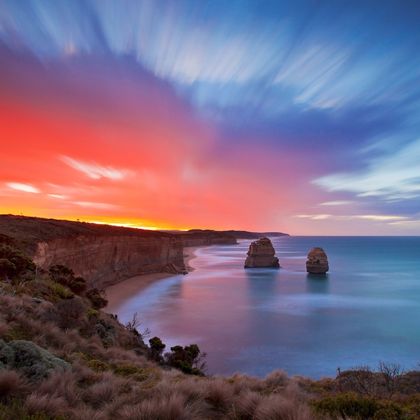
[2,271,420,420]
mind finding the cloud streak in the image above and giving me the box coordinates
[314,139,420,201]
[60,156,131,180]
[6,182,40,194]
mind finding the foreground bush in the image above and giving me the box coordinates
[0,244,35,280]
[49,264,87,294]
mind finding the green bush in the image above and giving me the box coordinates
[312,393,379,419]
[86,288,108,309]
[48,265,86,294]
[49,282,74,300]
[149,336,166,362]
[0,340,69,381]
[166,344,205,375]
[373,404,405,419]
[87,359,110,372]
[0,245,35,280]
[87,308,99,319]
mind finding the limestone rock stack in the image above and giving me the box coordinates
[244,237,280,268]
[306,247,329,274]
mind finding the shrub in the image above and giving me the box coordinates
[49,264,74,282]
[55,297,86,330]
[87,308,99,319]
[95,319,116,347]
[113,364,151,381]
[48,265,86,294]
[165,344,206,375]
[0,339,70,381]
[0,245,35,280]
[69,276,87,294]
[86,288,108,309]
[373,404,405,420]
[87,359,110,373]
[312,392,379,419]
[49,282,74,300]
[0,258,16,279]
[149,337,166,362]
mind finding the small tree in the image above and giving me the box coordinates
[149,336,166,362]
[125,312,150,340]
[166,343,206,375]
[378,361,403,398]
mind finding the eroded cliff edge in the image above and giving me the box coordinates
[0,215,237,289]
[33,234,186,288]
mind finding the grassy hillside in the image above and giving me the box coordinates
[0,234,419,419]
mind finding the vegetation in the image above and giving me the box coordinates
[49,265,87,294]
[0,244,419,419]
[0,244,35,280]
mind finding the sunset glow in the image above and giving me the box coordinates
[1,1,420,234]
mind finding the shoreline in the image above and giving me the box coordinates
[184,246,199,272]
[105,246,199,311]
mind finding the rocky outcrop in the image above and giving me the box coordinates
[306,247,329,274]
[33,235,186,289]
[244,237,280,268]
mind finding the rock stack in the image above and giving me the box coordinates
[306,247,329,274]
[244,237,280,268]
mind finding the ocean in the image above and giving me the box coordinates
[106,236,420,378]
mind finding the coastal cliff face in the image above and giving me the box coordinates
[180,230,237,247]
[33,235,186,288]
[0,215,239,289]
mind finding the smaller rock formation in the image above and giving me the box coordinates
[244,237,280,268]
[306,247,329,274]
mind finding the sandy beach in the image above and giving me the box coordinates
[184,246,199,272]
[105,246,199,310]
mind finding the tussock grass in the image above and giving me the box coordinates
[1,248,420,419]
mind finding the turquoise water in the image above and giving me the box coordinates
[107,237,420,378]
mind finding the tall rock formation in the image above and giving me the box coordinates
[306,247,329,274]
[244,237,280,268]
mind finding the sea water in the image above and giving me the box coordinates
[106,236,420,378]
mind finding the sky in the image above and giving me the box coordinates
[1,0,420,235]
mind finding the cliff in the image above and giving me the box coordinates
[179,229,237,247]
[0,215,237,288]
[0,215,187,288]
[223,230,289,239]
[33,234,186,288]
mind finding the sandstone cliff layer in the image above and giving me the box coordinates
[179,230,237,247]
[33,235,186,288]
[0,215,238,289]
